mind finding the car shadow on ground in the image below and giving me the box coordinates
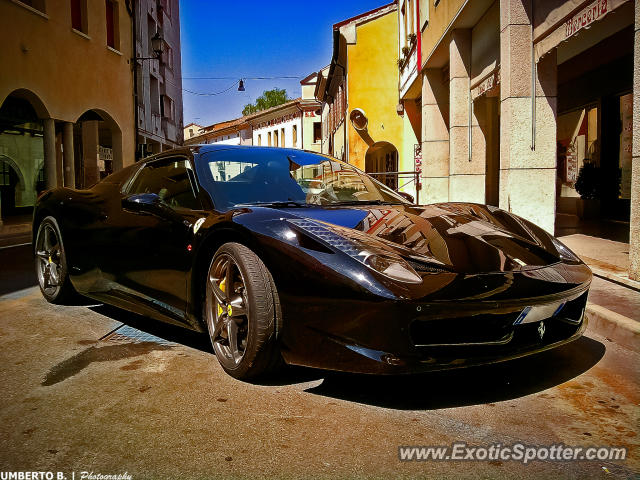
[304,336,606,410]
[89,303,212,352]
[87,303,605,410]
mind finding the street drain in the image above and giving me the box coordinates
[101,324,176,346]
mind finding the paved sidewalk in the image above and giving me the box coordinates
[0,215,31,248]
[559,234,639,350]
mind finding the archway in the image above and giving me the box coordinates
[0,90,46,222]
[74,109,122,187]
[365,141,399,190]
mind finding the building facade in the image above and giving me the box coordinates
[316,2,420,199]
[187,74,323,152]
[184,117,252,146]
[408,0,639,279]
[248,94,322,152]
[183,122,204,141]
[134,0,183,158]
[0,0,136,225]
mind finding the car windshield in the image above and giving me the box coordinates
[195,148,410,211]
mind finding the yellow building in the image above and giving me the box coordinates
[0,0,135,224]
[315,2,420,200]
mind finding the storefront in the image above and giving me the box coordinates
[540,1,635,235]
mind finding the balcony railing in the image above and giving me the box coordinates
[151,113,162,136]
[162,118,177,143]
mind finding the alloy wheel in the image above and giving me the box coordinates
[36,223,63,295]
[206,253,250,367]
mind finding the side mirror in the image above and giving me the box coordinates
[397,191,415,204]
[122,192,192,228]
[122,192,163,215]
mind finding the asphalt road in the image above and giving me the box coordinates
[0,247,638,479]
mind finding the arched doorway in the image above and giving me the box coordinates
[0,91,46,222]
[74,109,122,187]
[365,141,398,190]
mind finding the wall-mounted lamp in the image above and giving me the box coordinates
[151,32,164,57]
[133,31,164,61]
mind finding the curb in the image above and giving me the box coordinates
[585,303,639,350]
[590,266,640,293]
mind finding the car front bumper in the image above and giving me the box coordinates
[279,262,591,374]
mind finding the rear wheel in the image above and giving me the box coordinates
[204,242,282,380]
[35,216,77,304]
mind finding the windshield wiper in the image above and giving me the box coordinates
[237,201,312,208]
[327,200,404,206]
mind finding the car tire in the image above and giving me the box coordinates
[34,216,78,304]
[204,242,283,380]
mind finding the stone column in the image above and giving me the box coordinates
[112,129,124,172]
[43,118,57,190]
[449,29,485,203]
[81,120,99,187]
[499,0,557,233]
[62,122,75,188]
[421,69,450,203]
[630,1,640,280]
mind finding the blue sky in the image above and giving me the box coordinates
[179,0,389,127]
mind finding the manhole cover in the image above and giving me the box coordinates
[101,324,175,346]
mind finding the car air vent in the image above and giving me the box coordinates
[405,258,452,273]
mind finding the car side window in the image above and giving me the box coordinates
[128,158,201,210]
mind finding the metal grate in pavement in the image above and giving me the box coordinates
[101,324,176,345]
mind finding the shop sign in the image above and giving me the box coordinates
[565,0,608,39]
[414,143,422,189]
[471,70,500,100]
[620,93,633,199]
[565,145,578,184]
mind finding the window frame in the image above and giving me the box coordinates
[122,155,202,211]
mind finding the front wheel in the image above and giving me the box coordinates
[35,216,78,304]
[204,242,282,380]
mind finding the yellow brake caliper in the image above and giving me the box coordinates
[217,277,226,317]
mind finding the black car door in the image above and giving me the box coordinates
[106,156,204,321]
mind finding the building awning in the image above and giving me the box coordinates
[534,0,631,61]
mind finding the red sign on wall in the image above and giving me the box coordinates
[565,0,608,38]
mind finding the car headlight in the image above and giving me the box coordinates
[288,218,424,284]
[551,237,581,263]
[360,252,422,284]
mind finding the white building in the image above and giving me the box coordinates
[184,117,252,146]
[183,123,204,141]
[248,73,322,151]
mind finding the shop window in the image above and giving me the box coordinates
[281,128,285,148]
[71,0,88,33]
[258,134,261,146]
[268,132,271,146]
[274,130,279,147]
[292,125,297,147]
[105,0,120,50]
[313,122,321,143]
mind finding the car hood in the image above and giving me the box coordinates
[282,202,564,274]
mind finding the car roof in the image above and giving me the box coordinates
[141,144,336,164]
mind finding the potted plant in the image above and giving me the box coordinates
[574,161,601,219]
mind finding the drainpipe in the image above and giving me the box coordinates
[128,0,140,161]
[530,2,536,151]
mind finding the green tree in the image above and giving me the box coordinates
[242,88,290,116]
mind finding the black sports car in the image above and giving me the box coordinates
[33,145,591,379]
